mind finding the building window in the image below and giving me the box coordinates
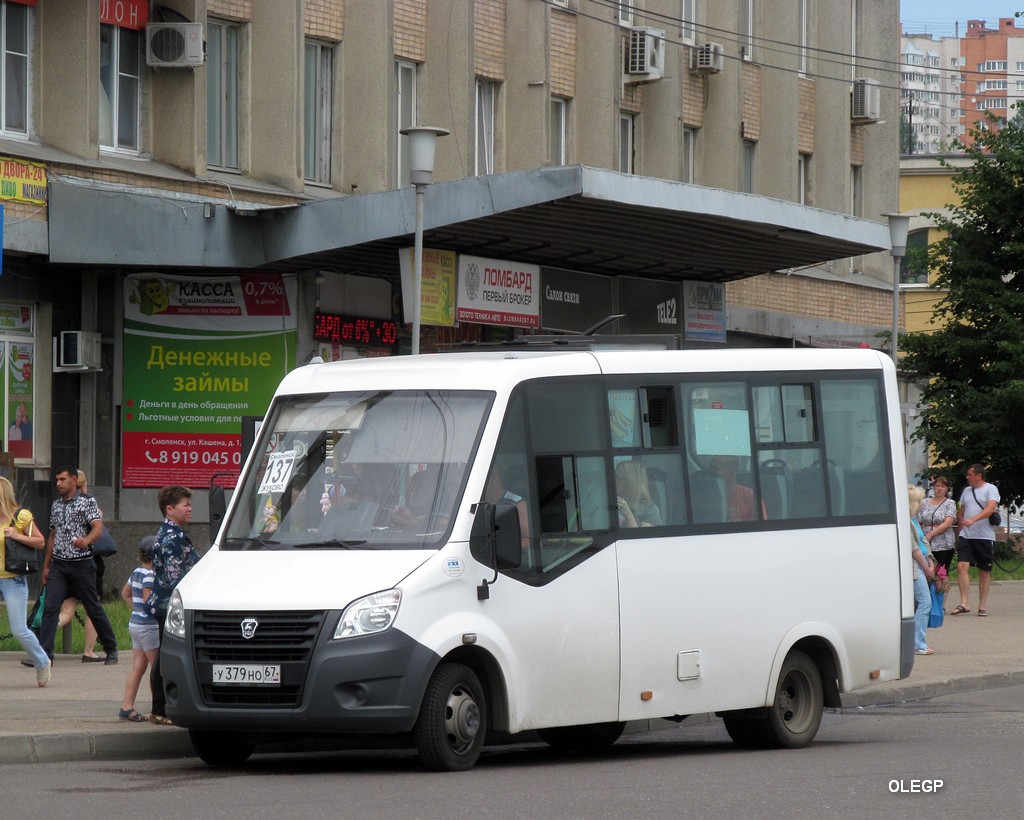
[798,0,809,75]
[207,20,239,169]
[798,153,812,205]
[304,39,333,184]
[396,60,417,187]
[619,112,635,173]
[617,1,633,25]
[682,126,697,183]
[741,0,755,61]
[99,23,141,151]
[680,0,696,43]
[742,140,755,193]
[550,96,567,165]
[1,0,29,135]
[476,79,497,175]
[850,165,863,217]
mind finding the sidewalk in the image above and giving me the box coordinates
[2,581,1023,764]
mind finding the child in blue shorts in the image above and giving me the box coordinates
[118,536,159,722]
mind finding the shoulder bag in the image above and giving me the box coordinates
[971,487,1000,527]
[4,508,39,575]
[91,525,117,558]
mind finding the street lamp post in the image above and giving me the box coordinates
[885,213,911,365]
[400,126,449,355]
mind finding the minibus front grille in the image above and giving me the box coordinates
[193,610,325,707]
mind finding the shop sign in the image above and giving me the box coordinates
[615,277,683,335]
[0,157,46,205]
[683,280,726,343]
[100,0,148,28]
[121,273,297,488]
[539,268,614,333]
[456,255,540,329]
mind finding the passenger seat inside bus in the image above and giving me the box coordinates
[758,459,793,520]
[690,471,726,524]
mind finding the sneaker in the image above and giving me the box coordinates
[104,651,119,665]
[914,648,935,656]
[20,658,33,668]
[36,662,51,687]
[82,655,105,663]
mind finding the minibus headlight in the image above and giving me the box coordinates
[334,589,402,639]
[165,589,186,638]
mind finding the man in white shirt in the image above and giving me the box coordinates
[953,463,1000,617]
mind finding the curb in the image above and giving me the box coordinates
[0,729,194,766]
[839,668,1024,709]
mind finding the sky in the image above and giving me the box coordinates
[901,1,1021,37]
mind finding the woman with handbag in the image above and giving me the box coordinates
[0,476,52,686]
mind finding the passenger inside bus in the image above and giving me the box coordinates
[709,455,767,522]
[615,461,662,527]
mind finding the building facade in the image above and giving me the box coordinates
[0,0,900,572]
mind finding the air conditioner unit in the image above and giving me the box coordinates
[690,42,724,74]
[146,22,205,68]
[851,77,882,123]
[625,27,665,82]
[59,331,102,369]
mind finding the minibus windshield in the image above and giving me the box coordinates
[222,390,493,550]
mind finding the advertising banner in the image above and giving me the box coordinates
[5,341,33,459]
[398,248,457,327]
[683,280,726,343]
[456,254,540,329]
[122,273,297,488]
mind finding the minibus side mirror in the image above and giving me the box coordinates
[470,501,522,571]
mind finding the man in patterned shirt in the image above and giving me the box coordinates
[148,484,201,725]
[38,466,119,664]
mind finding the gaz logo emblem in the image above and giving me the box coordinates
[240,617,259,640]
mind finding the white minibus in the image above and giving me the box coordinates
[161,346,914,770]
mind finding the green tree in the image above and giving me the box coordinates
[901,118,1024,505]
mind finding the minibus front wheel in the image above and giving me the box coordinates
[414,662,487,771]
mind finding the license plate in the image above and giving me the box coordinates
[212,664,281,686]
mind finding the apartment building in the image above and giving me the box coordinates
[900,32,963,153]
[0,0,899,548]
[960,18,1024,144]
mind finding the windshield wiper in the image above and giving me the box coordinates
[221,536,283,551]
[293,538,368,549]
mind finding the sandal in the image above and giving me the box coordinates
[950,605,970,615]
[148,714,174,726]
[978,609,989,617]
[118,708,146,723]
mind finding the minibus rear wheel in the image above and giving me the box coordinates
[189,729,254,766]
[723,649,823,750]
[414,662,487,771]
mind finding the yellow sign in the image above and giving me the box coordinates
[0,156,47,205]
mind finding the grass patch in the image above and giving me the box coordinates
[0,597,133,654]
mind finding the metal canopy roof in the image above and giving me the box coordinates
[48,165,890,280]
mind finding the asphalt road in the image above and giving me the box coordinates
[6,684,1022,820]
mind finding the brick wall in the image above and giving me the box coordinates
[208,0,252,22]
[474,0,506,80]
[741,62,761,141]
[305,0,343,40]
[728,272,892,328]
[850,125,864,166]
[682,68,705,128]
[550,9,576,99]
[798,78,815,154]
[395,0,427,62]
